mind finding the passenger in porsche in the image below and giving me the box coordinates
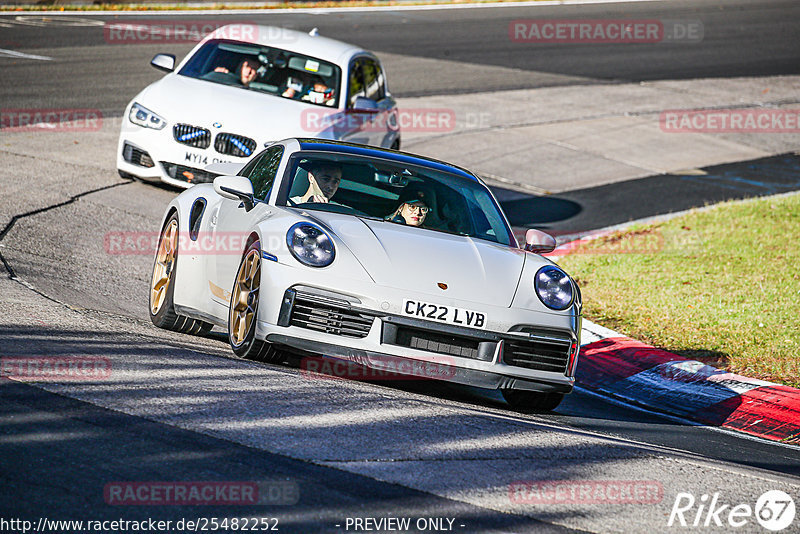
[387,189,430,227]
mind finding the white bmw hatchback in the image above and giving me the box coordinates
[117,25,399,188]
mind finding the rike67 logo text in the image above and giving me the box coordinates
[668,490,795,531]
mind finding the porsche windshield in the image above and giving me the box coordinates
[280,152,514,246]
[179,40,341,108]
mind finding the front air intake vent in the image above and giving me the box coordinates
[173,124,211,148]
[503,333,572,374]
[289,295,375,338]
[214,132,257,158]
[160,162,218,184]
[122,143,154,168]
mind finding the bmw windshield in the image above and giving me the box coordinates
[279,152,515,247]
[179,40,341,108]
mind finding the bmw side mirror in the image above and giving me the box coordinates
[351,96,379,113]
[151,54,176,73]
[524,229,556,254]
[214,175,256,211]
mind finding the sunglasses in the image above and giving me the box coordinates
[405,203,429,215]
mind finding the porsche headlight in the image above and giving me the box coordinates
[286,223,335,267]
[128,103,166,130]
[534,265,574,310]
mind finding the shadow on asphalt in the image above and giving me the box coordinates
[277,349,692,429]
[0,379,572,533]
[4,325,800,480]
[494,153,800,235]
[1,325,685,431]
[497,194,582,228]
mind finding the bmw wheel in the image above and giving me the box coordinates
[150,213,213,335]
[228,240,278,362]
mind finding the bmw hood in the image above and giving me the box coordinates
[137,74,333,141]
[305,211,525,307]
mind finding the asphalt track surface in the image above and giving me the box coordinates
[1,1,800,532]
[1,0,799,114]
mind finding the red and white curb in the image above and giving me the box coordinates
[527,210,800,445]
[578,319,800,444]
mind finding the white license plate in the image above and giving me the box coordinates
[402,299,487,329]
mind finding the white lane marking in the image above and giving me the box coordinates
[6,0,667,16]
[0,21,13,27]
[580,318,624,345]
[0,48,53,61]
[12,15,104,27]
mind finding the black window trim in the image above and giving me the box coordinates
[346,54,386,109]
[242,144,285,202]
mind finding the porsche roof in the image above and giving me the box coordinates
[294,139,479,182]
[203,25,366,65]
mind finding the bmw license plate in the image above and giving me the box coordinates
[402,299,486,329]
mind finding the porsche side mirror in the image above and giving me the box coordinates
[351,96,379,113]
[214,175,256,211]
[524,229,557,254]
[151,54,176,73]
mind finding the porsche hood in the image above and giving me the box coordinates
[304,211,525,307]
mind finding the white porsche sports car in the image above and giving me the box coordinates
[118,25,399,188]
[149,139,581,411]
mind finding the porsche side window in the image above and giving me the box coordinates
[248,145,284,200]
[238,149,266,178]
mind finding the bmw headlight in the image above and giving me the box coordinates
[286,223,335,267]
[534,265,574,310]
[128,103,166,130]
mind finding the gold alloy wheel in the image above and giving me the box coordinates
[150,219,178,315]
[230,247,261,347]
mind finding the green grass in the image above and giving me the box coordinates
[558,193,800,388]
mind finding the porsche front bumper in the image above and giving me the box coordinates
[257,287,580,394]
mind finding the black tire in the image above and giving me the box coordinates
[501,390,564,412]
[149,213,213,335]
[228,240,279,363]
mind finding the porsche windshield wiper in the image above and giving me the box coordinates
[356,214,383,222]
